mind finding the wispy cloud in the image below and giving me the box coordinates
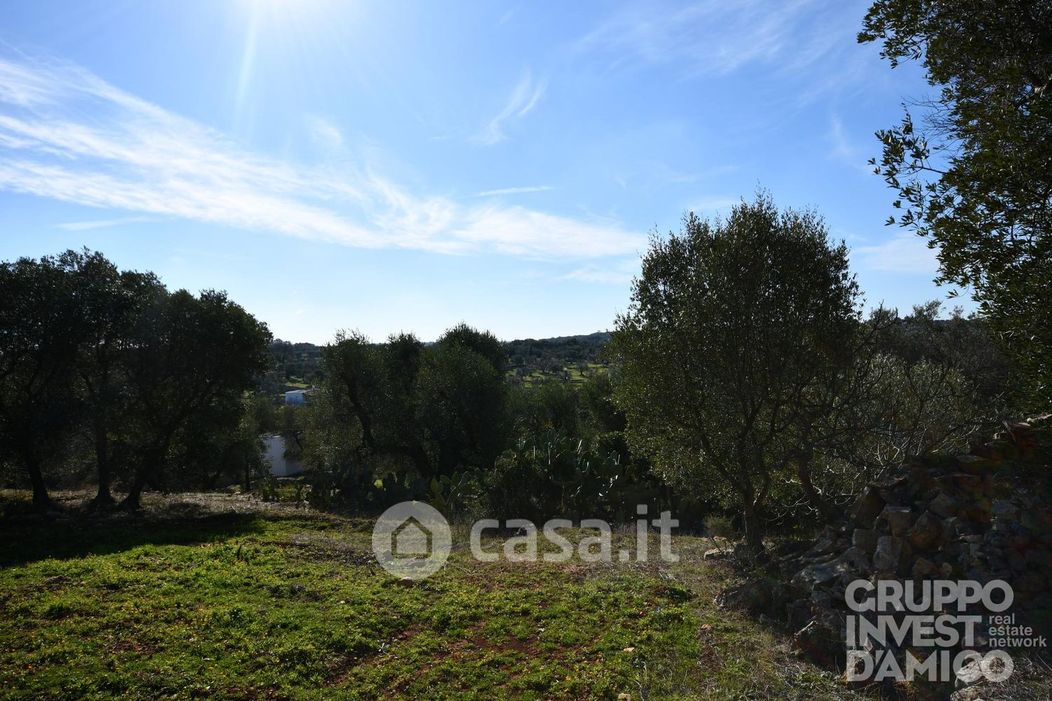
[305,115,344,151]
[473,70,546,145]
[853,232,939,275]
[475,185,553,197]
[828,114,871,173]
[689,196,740,215]
[576,0,869,98]
[56,215,155,231]
[0,52,640,262]
[564,257,640,285]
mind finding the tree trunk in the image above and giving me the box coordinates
[120,469,149,510]
[25,453,52,511]
[121,448,158,510]
[740,499,765,557]
[91,424,114,508]
[121,432,173,510]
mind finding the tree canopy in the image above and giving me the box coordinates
[860,0,1052,406]
[0,250,272,510]
[610,194,863,551]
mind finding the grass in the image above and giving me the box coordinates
[0,492,861,700]
[512,363,608,387]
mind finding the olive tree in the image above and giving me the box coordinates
[0,254,83,509]
[120,289,271,509]
[610,194,863,552]
[860,0,1052,406]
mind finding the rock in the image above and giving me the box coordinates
[715,579,776,614]
[908,511,943,551]
[703,547,727,560]
[907,462,937,493]
[956,454,991,474]
[877,476,910,505]
[793,616,843,667]
[852,528,877,555]
[793,558,846,589]
[992,499,1019,521]
[852,486,885,526]
[912,557,937,579]
[838,546,871,576]
[929,493,959,518]
[882,506,914,536]
[960,497,993,524]
[873,536,903,573]
[811,527,839,556]
[787,599,812,631]
[947,472,984,493]
[774,417,1051,691]
[951,681,1014,701]
[1022,510,1046,531]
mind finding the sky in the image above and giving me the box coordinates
[0,0,963,344]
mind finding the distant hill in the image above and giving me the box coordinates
[263,331,612,391]
[504,331,611,375]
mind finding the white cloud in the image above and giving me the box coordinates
[577,0,824,74]
[576,0,871,100]
[475,185,553,197]
[455,206,642,259]
[473,70,546,145]
[305,115,344,151]
[828,114,871,173]
[56,215,155,231]
[564,258,640,285]
[0,53,640,262]
[853,232,939,275]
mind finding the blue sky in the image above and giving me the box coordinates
[0,0,960,343]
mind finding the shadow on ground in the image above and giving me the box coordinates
[0,493,264,567]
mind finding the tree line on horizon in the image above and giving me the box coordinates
[260,332,612,395]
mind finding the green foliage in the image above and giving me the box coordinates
[509,380,581,442]
[426,472,484,520]
[485,432,662,523]
[779,304,1003,515]
[118,288,272,506]
[611,193,863,549]
[438,322,508,374]
[859,0,1052,406]
[306,326,676,520]
[505,332,610,378]
[0,250,273,509]
[579,371,626,435]
[0,252,87,506]
[305,325,509,510]
[703,514,737,541]
[418,333,509,475]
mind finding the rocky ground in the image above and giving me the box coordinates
[719,416,1052,699]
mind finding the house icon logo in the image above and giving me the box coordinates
[371,501,451,579]
[392,516,432,558]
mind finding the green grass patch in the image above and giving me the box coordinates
[0,494,860,700]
